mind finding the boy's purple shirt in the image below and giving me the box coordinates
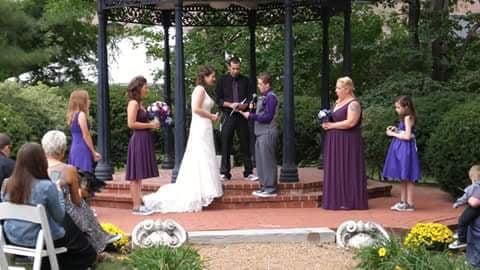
[249,89,277,123]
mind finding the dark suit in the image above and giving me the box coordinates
[0,152,15,199]
[216,74,253,179]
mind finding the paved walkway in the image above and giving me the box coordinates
[95,182,461,234]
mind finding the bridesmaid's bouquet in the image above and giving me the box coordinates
[317,109,332,123]
[147,101,173,126]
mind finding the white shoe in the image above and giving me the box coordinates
[255,190,278,198]
[390,201,406,211]
[132,206,154,216]
[448,240,467,249]
[252,190,263,196]
[245,174,259,181]
[105,234,122,244]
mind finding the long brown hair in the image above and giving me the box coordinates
[195,66,215,87]
[127,76,147,103]
[395,95,417,121]
[67,89,90,125]
[6,143,50,204]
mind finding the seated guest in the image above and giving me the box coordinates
[1,142,96,270]
[41,130,120,255]
[0,133,15,192]
[465,187,480,267]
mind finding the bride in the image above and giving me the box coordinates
[143,66,223,213]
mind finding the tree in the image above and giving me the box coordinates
[0,0,52,80]
[0,0,102,84]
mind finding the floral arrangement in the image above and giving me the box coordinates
[147,101,173,126]
[355,237,469,270]
[317,108,332,123]
[101,222,130,254]
[404,222,453,249]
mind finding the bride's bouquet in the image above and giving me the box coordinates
[147,101,173,126]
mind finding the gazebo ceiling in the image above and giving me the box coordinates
[103,0,351,26]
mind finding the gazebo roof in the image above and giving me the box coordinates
[103,0,352,26]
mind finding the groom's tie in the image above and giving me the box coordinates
[232,78,239,103]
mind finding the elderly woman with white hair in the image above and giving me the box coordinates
[41,130,120,257]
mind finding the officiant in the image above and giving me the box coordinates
[216,57,257,181]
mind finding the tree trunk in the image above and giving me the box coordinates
[407,0,421,48]
[430,0,449,81]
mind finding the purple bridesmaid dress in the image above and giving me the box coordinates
[68,112,94,172]
[382,121,421,182]
[125,107,159,180]
[321,100,368,210]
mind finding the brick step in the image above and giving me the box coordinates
[91,182,392,210]
[90,190,321,210]
[208,193,321,209]
[101,181,323,196]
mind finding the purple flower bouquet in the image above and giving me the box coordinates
[147,101,173,126]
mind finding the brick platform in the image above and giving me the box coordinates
[91,167,392,209]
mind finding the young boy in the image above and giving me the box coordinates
[239,72,278,197]
[449,165,480,249]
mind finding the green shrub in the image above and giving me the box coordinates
[414,92,474,173]
[425,99,480,198]
[0,82,67,154]
[291,95,322,166]
[361,104,397,179]
[360,72,451,107]
[0,103,32,154]
[356,238,474,270]
[125,246,204,270]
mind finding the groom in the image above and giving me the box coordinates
[216,57,257,181]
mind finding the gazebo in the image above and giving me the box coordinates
[94,0,354,183]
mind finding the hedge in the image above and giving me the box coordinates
[425,99,480,198]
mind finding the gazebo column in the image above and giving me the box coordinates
[280,0,299,182]
[318,7,331,169]
[172,0,186,183]
[94,0,113,181]
[248,10,257,167]
[343,0,352,76]
[161,12,174,170]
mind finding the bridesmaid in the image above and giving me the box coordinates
[67,89,101,173]
[321,76,368,210]
[126,76,160,215]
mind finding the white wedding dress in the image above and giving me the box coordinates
[143,86,223,213]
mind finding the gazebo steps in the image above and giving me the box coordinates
[98,180,322,196]
[90,179,392,210]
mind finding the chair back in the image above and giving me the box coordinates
[0,202,60,270]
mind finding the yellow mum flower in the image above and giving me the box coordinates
[395,266,403,270]
[404,222,453,248]
[101,222,129,253]
[378,247,387,257]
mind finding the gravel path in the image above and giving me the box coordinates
[196,243,357,270]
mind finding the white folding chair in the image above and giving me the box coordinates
[0,202,67,270]
[0,244,25,270]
